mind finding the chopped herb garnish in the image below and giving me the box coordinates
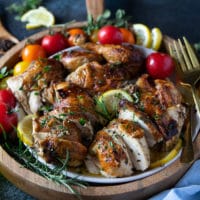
[52,54,61,61]
[79,118,86,126]
[43,65,51,73]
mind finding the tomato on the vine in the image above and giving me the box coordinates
[146,52,175,79]
[98,25,123,45]
[21,44,46,62]
[66,28,86,46]
[119,28,135,44]
[41,32,67,55]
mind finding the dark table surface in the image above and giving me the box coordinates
[0,0,200,199]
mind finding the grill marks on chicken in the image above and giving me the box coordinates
[7,59,67,114]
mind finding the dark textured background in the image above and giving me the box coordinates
[0,0,200,199]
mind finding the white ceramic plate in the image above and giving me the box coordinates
[33,45,200,184]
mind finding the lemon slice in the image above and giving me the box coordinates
[21,6,55,29]
[151,27,163,50]
[96,89,133,117]
[17,115,34,147]
[150,139,182,168]
[132,23,152,48]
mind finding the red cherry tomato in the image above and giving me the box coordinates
[21,44,46,62]
[0,102,18,135]
[0,89,16,108]
[41,32,67,55]
[98,25,123,45]
[146,52,175,79]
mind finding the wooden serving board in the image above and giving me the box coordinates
[0,25,200,200]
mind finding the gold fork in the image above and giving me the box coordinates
[168,37,200,163]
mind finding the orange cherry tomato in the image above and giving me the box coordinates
[66,28,86,46]
[21,44,47,62]
[119,28,135,44]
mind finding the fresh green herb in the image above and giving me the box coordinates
[132,91,140,104]
[43,65,52,73]
[52,54,61,61]
[6,0,43,20]
[94,97,111,120]
[84,9,131,35]
[39,105,53,112]
[79,118,86,126]
[0,66,11,79]
[2,139,87,199]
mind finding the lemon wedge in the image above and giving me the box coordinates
[21,6,55,29]
[96,89,133,117]
[150,139,182,168]
[17,115,34,147]
[132,23,152,48]
[151,27,163,50]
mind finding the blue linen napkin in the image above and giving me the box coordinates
[149,160,200,200]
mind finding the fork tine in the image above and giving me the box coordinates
[183,36,200,68]
[173,41,188,72]
[178,39,193,70]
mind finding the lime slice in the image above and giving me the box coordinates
[96,89,133,117]
[151,27,163,50]
[17,115,34,147]
[132,23,152,48]
[150,139,182,168]
[21,6,55,29]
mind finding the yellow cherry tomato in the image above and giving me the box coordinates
[13,61,31,76]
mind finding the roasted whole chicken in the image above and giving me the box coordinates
[7,43,187,178]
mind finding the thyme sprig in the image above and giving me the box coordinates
[2,138,87,199]
[84,9,131,35]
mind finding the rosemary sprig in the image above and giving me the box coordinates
[6,0,43,20]
[94,97,112,120]
[84,9,131,35]
[2,139,87,199]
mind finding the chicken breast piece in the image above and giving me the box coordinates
[118,102,163,147]
[81,43,144,65]
[66,61,125,95]
[32,110,88,167]
[59,50,103,72]
[89,129,133,178]
[107,119,150,171]
[7,59,66,114]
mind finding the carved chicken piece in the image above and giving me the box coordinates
[81,43,144,65]
[88,129,133,178]
[107,119,150,171]
[59,50,103,72]
[32,110,88,167]
[40,137,87,167]
[135,74,187,140]
[66,61,126,95]
[118,102,163,147]
[7,59,67,114]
